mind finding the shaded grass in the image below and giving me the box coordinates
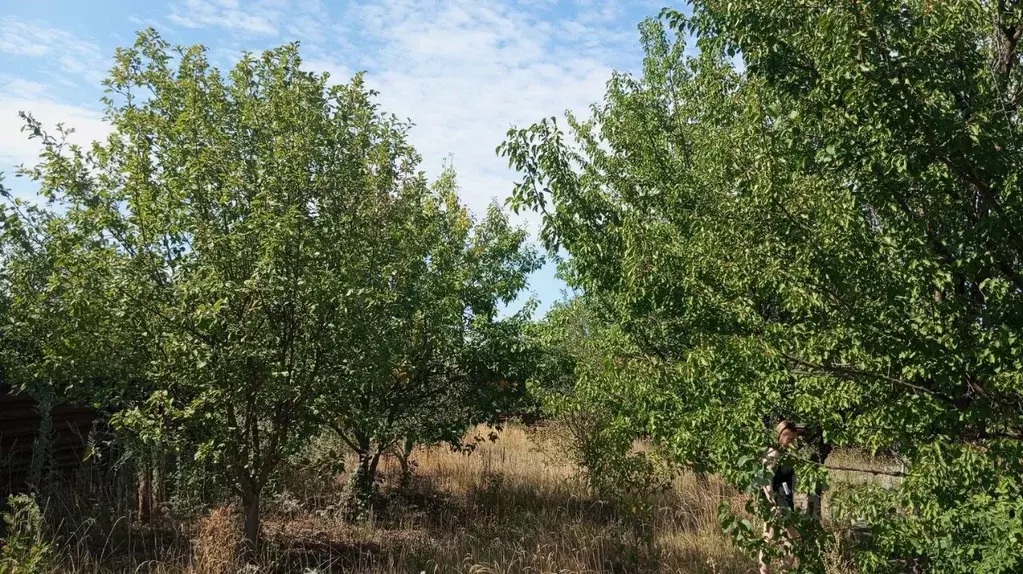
[33,423,756,573]
[254,423,754,573]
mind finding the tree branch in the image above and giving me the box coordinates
[825,464,905,478]
[782,352,954,402]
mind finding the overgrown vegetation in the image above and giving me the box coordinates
[0,425,757,573]
[4,2,1023,572]
[502,2,1023,572]
[1,28,538,559]
[0,494,52,574]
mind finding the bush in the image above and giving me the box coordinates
[562,409,670,502]
[0,494,52,574]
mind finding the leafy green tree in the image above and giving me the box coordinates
[2,170,146,408]
[528,295,673,502]
[323,167,541,513]
[6,28,440,554]
[2,169,152,496]
[501,4,1023,572]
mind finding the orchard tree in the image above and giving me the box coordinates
[9,28,434,554]
[2,171,153,494]
[528,294,673,501]
[323,167,541,513]
[502,4,1023,572]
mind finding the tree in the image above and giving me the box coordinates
[7,28,435,555]
[323,167,541,513]
[2,170,151,496]
[501,4,1023,572]
[528,294,673,502]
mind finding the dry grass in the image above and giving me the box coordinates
[33,423,758,573]
[252,423,753,573]
[193,505,238,574]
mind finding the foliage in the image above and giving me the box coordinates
[1,171,146,408]
[0,494,53,574]
[4,24,542,547]
[529,296,673,503]
[500,4,1023,572]
[323,166,541,514]
[3,27,463,551]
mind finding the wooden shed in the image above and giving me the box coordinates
[0,384,97,498]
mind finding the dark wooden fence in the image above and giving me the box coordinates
[0,385,97,499]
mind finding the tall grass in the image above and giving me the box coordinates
[21,423,755,573]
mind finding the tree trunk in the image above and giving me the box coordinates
[370,449,382,478]
[396,449,410,476]
[152,444,166,512]
[396,438,415,488]
[347,444,381,520]
[137,464,153,523]
[241,485,261,561]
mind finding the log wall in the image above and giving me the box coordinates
[0,385,96,498]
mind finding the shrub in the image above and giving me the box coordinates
[0,494,52,574]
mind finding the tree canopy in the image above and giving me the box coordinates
[2,28,539,553]
[502,2,1023,572]
[322,168,541,512]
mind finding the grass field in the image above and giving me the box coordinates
[22,422,899,573]
[28,423,764,573]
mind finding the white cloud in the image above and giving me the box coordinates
[302,58,352,85]
[168,0,288,36]
[4,0,659,311]
[276,0,653,311]
[0,78,111,172]
[0,17,107,85]
[305,0,646,230]
[327,0,649,312]
[0,18,52,56]
[156,0,651,229]
[283,0,334,47]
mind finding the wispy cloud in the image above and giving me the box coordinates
[301,59,352,86]
[0,78,111,194]
[0,17,107,85]
[168,0,289,36]
[0,20,49,56]
[3,0,664,312]
[323,0,654,311]
[310,0,650,229]
[157,0,654,226]
[0,18,112,186]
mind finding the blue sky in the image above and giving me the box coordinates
[0,0,676,317]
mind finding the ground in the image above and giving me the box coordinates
[23,423,894,573]
[31,423,761,573]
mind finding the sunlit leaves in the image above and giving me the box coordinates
[2,28,527,547]
[504,4,1023,572]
